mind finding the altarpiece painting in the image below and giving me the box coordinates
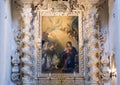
[41,16,79,73]
[37,9,84,79]
[11,0,110,85]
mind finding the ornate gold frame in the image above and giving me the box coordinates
[36,10,84,79]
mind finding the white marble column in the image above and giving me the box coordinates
[108,0,120,85]
[0,0,12,85]
[86,5,100,85]
[117,0,120,84]
[20,0,34,85]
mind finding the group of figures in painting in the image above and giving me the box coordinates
[41,16,79,73]
[42,41,78,73]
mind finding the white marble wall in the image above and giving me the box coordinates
[0,0,14,85]
[108,0,120,85]
[116,0,120,84]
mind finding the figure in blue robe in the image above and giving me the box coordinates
[61,41,78,73]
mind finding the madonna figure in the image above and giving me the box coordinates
[61,41,78,73]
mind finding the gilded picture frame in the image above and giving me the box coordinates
[36,10,84,79]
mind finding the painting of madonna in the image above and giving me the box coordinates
[61,41,78,73]
[41,16,79,73]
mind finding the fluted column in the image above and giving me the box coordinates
[20,1,33,85]
[86,5,100,85]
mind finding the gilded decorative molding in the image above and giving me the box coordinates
[35,7,84,79]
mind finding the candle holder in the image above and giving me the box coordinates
[48,72,52,80]
[73,71,76,85]
[73,71,76,79]
[48,72,52,85]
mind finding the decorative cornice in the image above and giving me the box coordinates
[13,0,105,12]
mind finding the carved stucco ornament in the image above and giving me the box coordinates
[101,55,110,81]
[11,0,109,85]
[101,51,116,82]
[83,2,102,84]
[11,49,20,83]
[20,0,35,84]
